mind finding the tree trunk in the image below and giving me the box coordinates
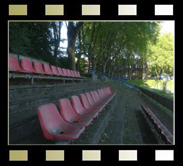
[76,30,82,71]
[67,22,83,70]
[92,58,96,74]
[67,37,76,70]
[52,22,62,65]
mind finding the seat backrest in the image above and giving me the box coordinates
[76,71,81,77]
[20,59,37,73]
[66,69,73,77]
[71,96,86,115]
[101,88,107,96]
[9,55,24,72]
[51,65,60,75]
[90,91,98,103]
[62,68,69,77]
[33,61,46,74]
[73,71,78,77]
[37,103,63,139]
[70,70,76,77]
[97,89,103,98]
[57,67,65,76]
[43,64,53,75]
[85,92,95,105]
[77,71,81,77]
[107,87,112,93]
[80,94,91,109]
[104,87,110,94]
[58,98,78,123]
[94,91,101,100]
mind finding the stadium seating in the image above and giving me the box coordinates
[43,63,53,75]
[33,61,46,75]
[62,68,69,77]
[76,71,84,79]
[70,70,77,78]
[71,96,98,118]
[57,67,65,77]
[20,59,37,73]
[85,92,104,110]
[66,69,74,77]
[37,103,85,140]
[104,87,116,97]
[37,87,116,141]
[50,65,60,76]
[80,94,102,113]
[9,55,84,81]
[141,104,173,144]
[58,98,93,127]
[9,56,28,73]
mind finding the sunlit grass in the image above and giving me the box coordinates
[127,79,174,99]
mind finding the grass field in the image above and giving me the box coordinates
[127,79,174,99]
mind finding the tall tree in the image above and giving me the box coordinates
[51,22,62,65]
[67,22,84,70]
[146,33,174,77]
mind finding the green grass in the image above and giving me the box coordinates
[127,79,174,99]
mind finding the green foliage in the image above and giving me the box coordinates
[79,21,161,75]
[146,33,174,76]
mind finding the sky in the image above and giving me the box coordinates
[160,21,174,37]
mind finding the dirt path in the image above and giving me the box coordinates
[99,84,173,144]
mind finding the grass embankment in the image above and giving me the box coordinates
[126,79,174,99]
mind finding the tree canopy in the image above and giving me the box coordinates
[9,21,173,78]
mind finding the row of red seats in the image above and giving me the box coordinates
[9,55,83,78]
[141,104,173,144]
[37,87,116,140]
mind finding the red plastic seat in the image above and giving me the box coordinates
[105,87,116,96]
[43,64,53,75]
[80,94,101,112]
[71,96,98,118]
[90,91,106,108]
[20,59,37,73]
[50,65,60,76]
[62,68,69,77]
[102,88,114,102]
[37,103,85,140]
[90,91,99,103]
[94,91,108,105]
[66,69,73,77]
[70,70,76,77]
[77,71,85,79]
[9,55,27,73]
[85,92,104,111]
[98,89,111,103]
[58,98,93,127]
[73,71,79,77]
[33,61,46,74]
[57,67,65,76]
[97,89,103,98]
